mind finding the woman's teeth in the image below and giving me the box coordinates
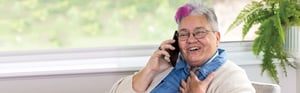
[189,47,199,51]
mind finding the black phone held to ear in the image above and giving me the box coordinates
[167,31,180,67]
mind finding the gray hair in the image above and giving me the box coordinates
[183,0,219,31]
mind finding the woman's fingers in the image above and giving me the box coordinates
[203,72,215,85]
[179,87,185,93]
[189,71,199,81]
[160,44,175,51]
[180,79,188,93]
[162,39,175,44]
[187,76,191,84]
[155,49,170,58]
[184,71,214,93]
[181,79,187,89]
[159,39,176,51]
[155,39,177,62]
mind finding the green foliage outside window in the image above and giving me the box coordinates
[0,0,186,51]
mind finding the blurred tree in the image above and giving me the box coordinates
[0,0,186,51]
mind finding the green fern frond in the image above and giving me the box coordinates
[227,1,263,32]
[285,60,297,70]
[227,1,276,39]
[262,30,279,84]
[254,15,282,83]
[274,14,285,43]
[252,35,263,55]
[262,49,279,84]
[276,51,293,77]
[241,21,254,39]
[243,8,274,38]
[279,58,288,76]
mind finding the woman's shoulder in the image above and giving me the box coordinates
[208,60,255,93]
[217,60,245,73]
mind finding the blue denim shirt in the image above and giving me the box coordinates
[150,48,227,93]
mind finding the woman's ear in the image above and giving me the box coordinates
[215,32,221,47]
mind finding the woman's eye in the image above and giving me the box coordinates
[179,34,187,37]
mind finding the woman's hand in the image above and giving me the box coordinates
[132,39,176,92]
[180,71,215,93]
[145,39,176,73]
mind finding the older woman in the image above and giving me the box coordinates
[110,0,255,93]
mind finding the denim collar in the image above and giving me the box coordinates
[174,48,227,80]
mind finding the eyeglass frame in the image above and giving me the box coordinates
[175,29,217,41]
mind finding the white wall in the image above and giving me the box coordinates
[0,72,133,93]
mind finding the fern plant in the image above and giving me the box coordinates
[228,0,300,83]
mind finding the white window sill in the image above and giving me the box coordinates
[0,56,151,78]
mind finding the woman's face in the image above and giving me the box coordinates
[178,15,220,67]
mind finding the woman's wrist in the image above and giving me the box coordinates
[132,67,157,92]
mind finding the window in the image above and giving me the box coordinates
[0,0,256,51]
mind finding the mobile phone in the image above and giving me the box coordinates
[167,31,180,67]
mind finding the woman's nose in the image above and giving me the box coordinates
[187,34,197,43]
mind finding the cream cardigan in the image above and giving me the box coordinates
[110,60,255,93]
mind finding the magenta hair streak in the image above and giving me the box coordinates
[175,4,192,24]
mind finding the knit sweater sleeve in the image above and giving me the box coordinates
[109,75,137,93]
[207,61,256,93]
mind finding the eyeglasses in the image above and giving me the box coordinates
[176,29,216,41]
